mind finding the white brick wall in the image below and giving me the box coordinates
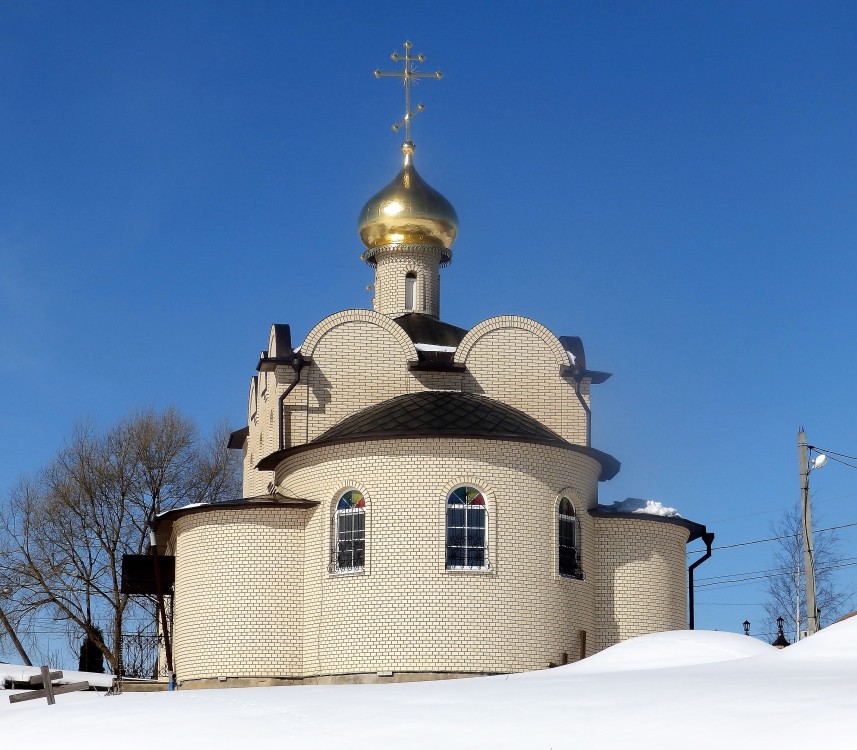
[172,438,609,682]
[592,517,690,652]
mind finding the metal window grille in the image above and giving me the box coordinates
[446,504,487,569]
[558,511,580,578]
[334,507,365,572]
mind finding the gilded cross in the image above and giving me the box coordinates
[374,41,442,142]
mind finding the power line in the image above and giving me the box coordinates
[821,454,857,471]
[695,556,857,584]
[695,559,857,589]
[810,446,857,462]
[687,520,857,555]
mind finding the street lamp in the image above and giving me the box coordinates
[743,620,751,636]
[772,616,790,649]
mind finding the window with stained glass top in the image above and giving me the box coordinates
[334,490,365,572]
[558,497,580,578]
[446,486,487,569]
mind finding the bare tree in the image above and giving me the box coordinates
[764,506,853,641]
[0,408,240,671]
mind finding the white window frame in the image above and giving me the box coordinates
[445,485,489,570]
[333,490,365,574]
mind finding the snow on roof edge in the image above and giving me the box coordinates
[599,498,682,518]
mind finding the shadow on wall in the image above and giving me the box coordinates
[282,365,332,446]
[594,522,685,652]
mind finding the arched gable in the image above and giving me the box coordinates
[453,315,570,369]
[298,310,418,443]
[454,316,583,444]
[300,309,419,364]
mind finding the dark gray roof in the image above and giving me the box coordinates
[393,313,468,347]
[154,492,319,524]
[257,391,620,479]
[320,391,564,443]
[227,426,249,449]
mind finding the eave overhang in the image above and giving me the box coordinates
[258,436,619,480]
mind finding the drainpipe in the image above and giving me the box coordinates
[688,531,715,629]
[570,368,592,447]
[278,352,306,451]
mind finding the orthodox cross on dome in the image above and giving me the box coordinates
[374,41,442,143]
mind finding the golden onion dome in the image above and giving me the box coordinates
[358,141,457,266]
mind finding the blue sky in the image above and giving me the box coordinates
[1,0,856,651]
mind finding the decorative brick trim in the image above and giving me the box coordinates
[453,315,570,368]
[301,309,419,364]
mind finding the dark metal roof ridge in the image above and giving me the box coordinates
[588,507,708,542]
[258,436,620,480]
[392,313,469,347]
[154,494,320,526]
[559,366,612,384]
[409,362,467,372]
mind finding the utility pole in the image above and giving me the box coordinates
[798,428,818,637]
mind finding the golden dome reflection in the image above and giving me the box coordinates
[358,141,458,264]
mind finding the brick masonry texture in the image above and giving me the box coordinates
[592,517,690,653]
[172,509,306,681]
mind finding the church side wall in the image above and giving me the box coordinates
[172,508,306,682]
[277,438,601,679]
[591,517,689,653]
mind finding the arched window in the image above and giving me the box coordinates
[334,490,365,572]
[558,497,580,578]
[404,272,416,311]
[446,486,487,569]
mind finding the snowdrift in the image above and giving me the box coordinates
[2,619,856,749]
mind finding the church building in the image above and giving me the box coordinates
[152,44,711,689]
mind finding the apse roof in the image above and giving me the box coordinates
[257,390,620,479]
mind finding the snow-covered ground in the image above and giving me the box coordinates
[2,618,855,748]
